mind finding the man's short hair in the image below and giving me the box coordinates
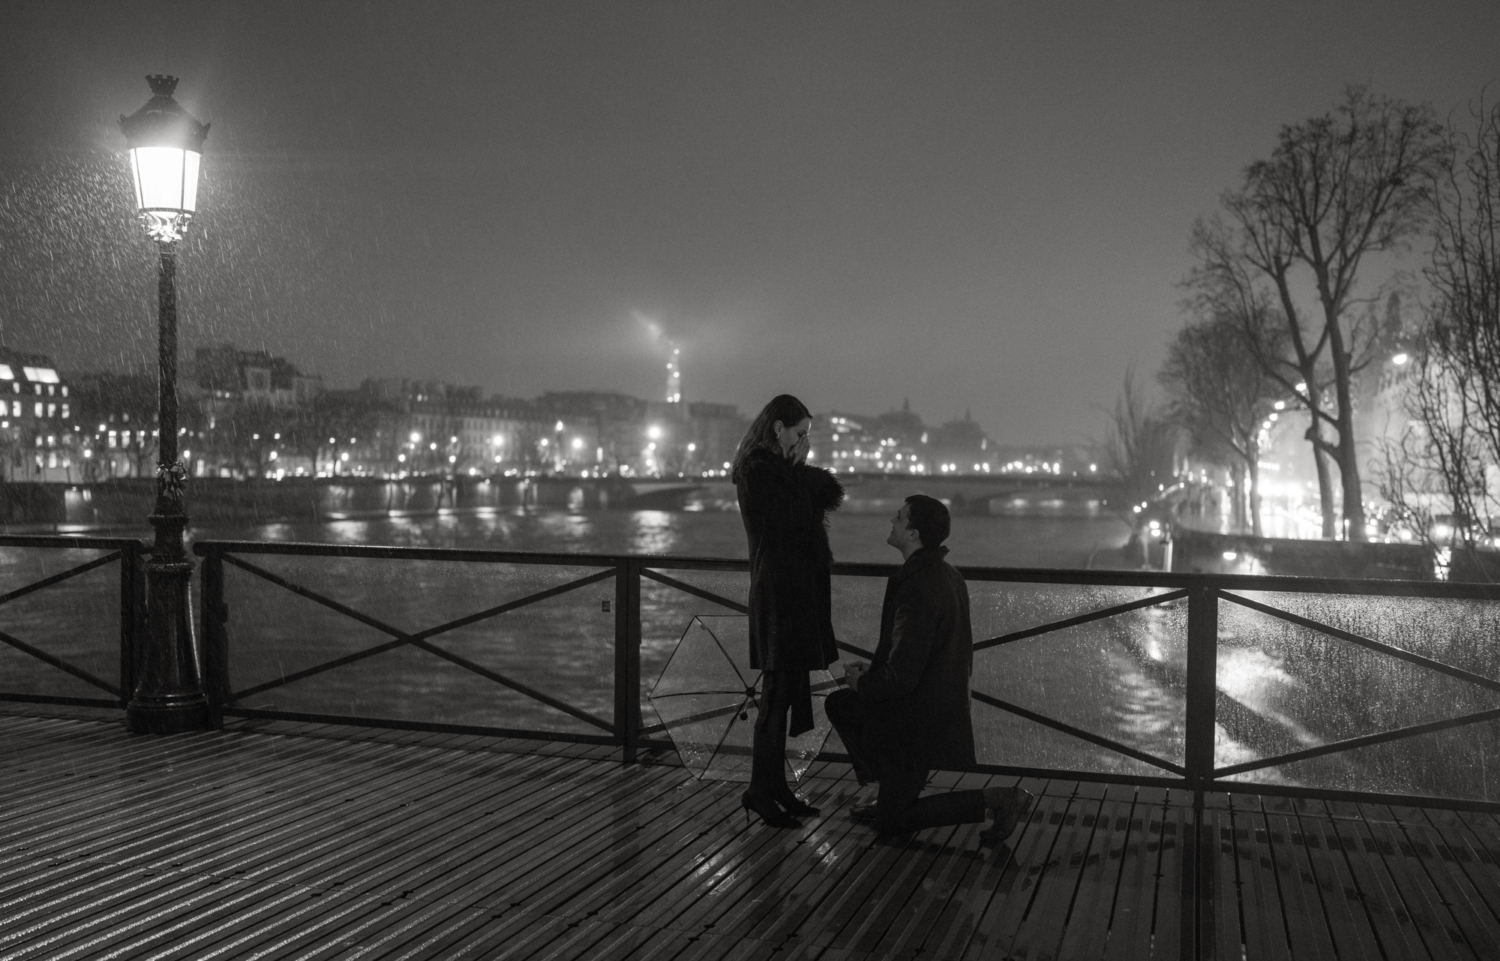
[905,494,950,548]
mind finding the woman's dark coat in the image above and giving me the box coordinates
[856,545,978,771]
[735,448,845,674]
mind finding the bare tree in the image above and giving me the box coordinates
[1189,214,1341,536]
[1379,347,1486,555]
[1105,367,1178,507]
[1188,87,1450,540]
[1382,99,1500,567]
[1159,310,1286,536]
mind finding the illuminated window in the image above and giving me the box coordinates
[108,433,117,449]
[60,386,67,397]
[33,402,42,417]
[46,404,55,418]
[0,365,11,380]
[22,367,58,384]
[60,404,68,419]
[9,401,18,417]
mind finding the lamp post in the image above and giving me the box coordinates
[120,75,211,733]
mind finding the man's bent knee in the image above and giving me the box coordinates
[825,687,859,724]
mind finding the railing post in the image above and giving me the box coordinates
[201,547,229,730]
[614,559,641,764]
[118,543,144,708]
[1183,585,1219,961]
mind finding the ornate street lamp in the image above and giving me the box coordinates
[119,75,210,733]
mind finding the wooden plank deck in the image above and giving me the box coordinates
[5,713,1500,960]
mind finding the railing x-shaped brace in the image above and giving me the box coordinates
[0,550,129,702]
[1210,589,1500,780]
[641,570,1197,776]
[215,552,617,732]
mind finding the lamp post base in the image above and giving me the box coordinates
[126,694,210,734]
[126,514,212,735]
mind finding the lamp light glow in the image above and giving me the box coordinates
[119,76,209,244]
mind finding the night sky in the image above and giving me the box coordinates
[0,1,1495,445]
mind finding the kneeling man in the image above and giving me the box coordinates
[827,494,1032,839]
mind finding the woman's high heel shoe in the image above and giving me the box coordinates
[741,791,801,828]
[774,790,820,818]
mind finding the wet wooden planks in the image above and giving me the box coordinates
[7,713,1500,960]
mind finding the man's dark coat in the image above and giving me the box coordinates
[735,447,845,673]
[857,545,977,771]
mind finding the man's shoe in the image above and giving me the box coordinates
[850,801,878,821]
[979,789,1035,843]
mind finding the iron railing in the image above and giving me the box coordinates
[185,540,1500,810]
[0,535,147,710]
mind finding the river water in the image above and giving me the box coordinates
[6,501,1499,802]
[190,496,1132,569]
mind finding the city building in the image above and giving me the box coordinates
[32,341,1020,486]
[816,401,936,474]
[0,349,79,482]
[70,371,164,481]
[536,391,649,474]
[928,410,996,475]
[195,345,322,408]
[308,380,552,478]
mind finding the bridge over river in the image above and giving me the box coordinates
[3,534,1499,958]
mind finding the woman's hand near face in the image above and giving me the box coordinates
[777,417,813,464]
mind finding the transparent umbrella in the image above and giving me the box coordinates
[648,615,834,782]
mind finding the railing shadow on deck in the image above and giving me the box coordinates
[7,533,1500,958]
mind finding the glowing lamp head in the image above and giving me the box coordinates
[119,76,209,244]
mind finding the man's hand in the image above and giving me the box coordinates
[844,662,866,691]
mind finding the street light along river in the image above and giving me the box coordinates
[119,75,212,734]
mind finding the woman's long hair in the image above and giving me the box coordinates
[731,394,811,482]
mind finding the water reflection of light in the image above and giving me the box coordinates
[328,520,372,543]
[1213,726,1284,779]
[536,511,594,547]
[1109,658,1179,744]
[632,511,679,554]
[1216,648,1291,703]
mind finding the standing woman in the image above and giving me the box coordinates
[732,394,844,827]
